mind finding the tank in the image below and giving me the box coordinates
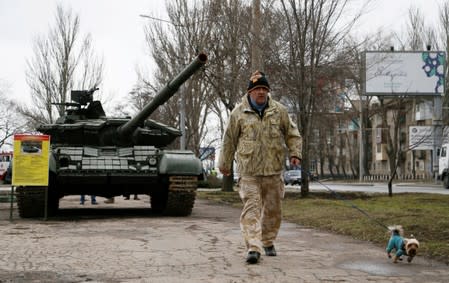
[15,53,208,218]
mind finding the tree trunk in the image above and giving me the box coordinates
[388,178,393,197]
[221,175,234,192]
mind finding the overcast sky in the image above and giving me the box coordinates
[0,0,445,109]
[0,0,167,108]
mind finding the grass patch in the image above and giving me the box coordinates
[197,190,449,264]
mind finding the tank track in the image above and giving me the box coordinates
[16,186,59,218]
[16,186,47,218]
[163,176,197,216]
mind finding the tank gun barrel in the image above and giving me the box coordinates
[117,53,207,138]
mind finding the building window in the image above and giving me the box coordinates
[377,143,382,153]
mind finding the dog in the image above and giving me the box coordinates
[386,225,419,263]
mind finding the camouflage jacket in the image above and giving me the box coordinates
[218,95,302,176]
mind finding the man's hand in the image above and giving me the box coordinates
[219,167,231,176]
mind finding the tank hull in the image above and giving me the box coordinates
[16,145,202,217]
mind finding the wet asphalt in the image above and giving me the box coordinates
[0,189,448,282]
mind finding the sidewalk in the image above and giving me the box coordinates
[1,197,449,282]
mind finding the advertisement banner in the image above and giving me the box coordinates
[409,126,434,150]
[364,51,446,96]
[12,134,50,186]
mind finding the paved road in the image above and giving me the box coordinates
[2,181,448,196]
[0,194,448,282]
[286,181,449,195]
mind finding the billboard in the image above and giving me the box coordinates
[364,51,446,96]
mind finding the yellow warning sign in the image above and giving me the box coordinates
[12,134,50,186]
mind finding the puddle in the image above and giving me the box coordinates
[339,260,414,276]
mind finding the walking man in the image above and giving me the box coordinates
[218,71,302,264]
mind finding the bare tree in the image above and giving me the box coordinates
[22,4,103,126]
[334,33,393,179]
[141,0,213,155]
[384,5,448,190]
[378,98,411,196]
[275,0,370,196]
[0,81,29,148]
[205,0,251,114]
[404,6,427,50]
[204,0,254,190]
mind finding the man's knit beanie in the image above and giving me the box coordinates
[247,70,270,92]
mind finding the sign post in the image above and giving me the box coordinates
[11,134,50,220]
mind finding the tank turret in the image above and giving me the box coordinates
[16,53,208,218]
[37,53,208,147]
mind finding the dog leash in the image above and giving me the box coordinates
[303,170,390,231]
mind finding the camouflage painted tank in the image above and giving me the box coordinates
[15,53,208,218]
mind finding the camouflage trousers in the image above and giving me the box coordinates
[238,175,284,253]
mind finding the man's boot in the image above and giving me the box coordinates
[264,245,277,256]
[246,251,260,264]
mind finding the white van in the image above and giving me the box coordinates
[438,143,449,189]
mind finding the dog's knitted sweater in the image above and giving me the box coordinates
[386,234,405,257]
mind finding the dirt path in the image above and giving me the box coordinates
[0,195,447,282]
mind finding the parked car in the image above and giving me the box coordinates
[283,169,302,186]
[233,172,240,184]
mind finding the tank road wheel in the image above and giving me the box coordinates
[16,186,47,218]
[444,174,449,189]
[163,176,198,216]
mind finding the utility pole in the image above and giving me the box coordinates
[428,44,443,183]
[251,0,262,71]
[433,95,443,182]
